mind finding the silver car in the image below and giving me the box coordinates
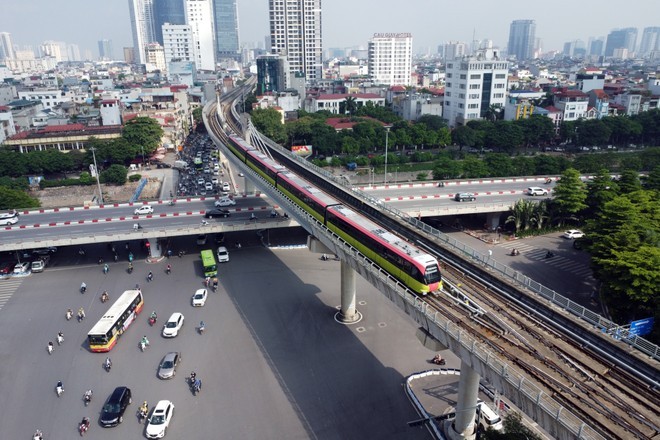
[157,352,181,379]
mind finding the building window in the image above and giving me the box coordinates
[446,92,451,97]
[446,73,452,78]
[460,74,466,79]
[459,84,465,89]
[469,94,480,99]
[495,74,506,79]
[470,74,481,79]
[469,84,480,89]
[468,103,479,109]
[459,93,465,99]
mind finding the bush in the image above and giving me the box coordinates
[416,172,428,181]
[100,164,128,185]
[39,178,94,188]
[128,174,142,182]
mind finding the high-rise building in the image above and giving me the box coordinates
[185,0,216,71]
[145,42,167,73]
[213,0,240,61]
[588,38,604,56]
[67,44,81,61]
[443,48,509,127]
[124,47,136,63]
[98,39,114,60]
[41,41,67,62]
[162,23,194,64]
[444,41,467,60]
[269,0,323,82]
[153,0,186,45]
[639,27,660,57]
[256,54,289,94]
[604,28,637,57]
[129,0,156,64]
[0,32,15,60]
[367,33,413,87]
[507,19,536,60]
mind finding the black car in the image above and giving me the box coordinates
[100,386,132,427]
[204,209,231,219]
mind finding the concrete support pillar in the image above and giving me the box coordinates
[447,361,480,440]
[338,260,359,323]
[147,238,162,259]
[486,212,500,231]
[244,178,255,196]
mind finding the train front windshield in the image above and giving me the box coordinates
[424,264,442,284]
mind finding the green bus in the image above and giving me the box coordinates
[193,157,203,170]
[200,249,217,277]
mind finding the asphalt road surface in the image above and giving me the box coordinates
[0,233,439,440]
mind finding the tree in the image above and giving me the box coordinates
[646,165,660,190]
[122,117,164,154]
[506,199,537,232]
[452,125,478,150]
[192,107,203,125]
[461,156,488,178]
[483,104,503,122]
[585,169,619,216]
[618,169,642,194]
[483,153,514,177]
[550,168,587,225]
[251,108,287,144]
[516,115,555,148]
[417,114,447,131]
[99,164,128,185]
[0,186,40,209]
[432,156,462,180]
[483,411,543,440]
[485,120,523,153]
[340,137,360,155]
[578,119,611,146]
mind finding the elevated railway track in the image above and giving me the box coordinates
[206,84,659,439]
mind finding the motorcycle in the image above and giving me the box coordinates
[33,430,44,440]
[100,292,109,303]
[104,358,112,372]
[128,264,134,274]
[510,249,520,256]
[57,333,64,345]
[431,355,446,366]
[148,316,157,326]
[168,200,176,206]
[165,265,171,275]
[83,390,93,406]
[147,272,153,282]
[56,381,64,397]
[192,378,202,395]
[128,252,134,262]
[66,309,73,321]
[138,405,149,423]
[47,342,54,355]
[140,339,149,352]
[79,417,90,436]
[545,251,555,259]
[103,264,109,274]
[80,284,86,294]
[198,322,205,335]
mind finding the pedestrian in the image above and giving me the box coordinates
[167,249,172,258]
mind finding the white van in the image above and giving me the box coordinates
[477,402,503,431]
[0,211,19,226]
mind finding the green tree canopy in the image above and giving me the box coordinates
[0,186,40,209]
[121,117,164,154]
[99,164,128,185]
[452,125,478,149]
[550,168,587,225]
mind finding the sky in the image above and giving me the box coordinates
[0,0,658,57]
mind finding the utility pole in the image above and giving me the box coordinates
[90,147,104,205]
[384,125,391,185]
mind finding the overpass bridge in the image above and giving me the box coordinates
[206,90,659,440]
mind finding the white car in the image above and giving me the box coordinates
[12,262,31,275]
[563,229,585,239]
[192,288,208,307]
[222,182,231,192]
[204,182,213,191]
[211,177,219,185]
[217,246,229,263]
[145,400,174,439]
[134,205,154,215]
[162,313,184,338]
[214,197,236,207]
[526,187,548,196]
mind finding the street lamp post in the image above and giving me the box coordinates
[90,147,103,205]
[384,125,391,185]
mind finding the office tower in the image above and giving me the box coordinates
[507,19,536,60]
[162,23,194,63]
[256,54,289,94]
[589,38,604,56]
[129,0,156,64]
[444,41,467,60]
[213,0,240,61]
[639,27,660,57]
[153,0,186,45]
[443,48,509,127]
[0,32,15,60]
[185,0,215,71]
[269,0,323,82]
[605,28,637,57]
[367,33,413,86]
[98,39,114,60]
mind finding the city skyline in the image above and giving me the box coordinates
[0,0,658,58]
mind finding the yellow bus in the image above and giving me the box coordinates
[87,289,145,352]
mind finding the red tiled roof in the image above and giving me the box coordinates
[390,85,406,92]
[100,99,118,105]
[0,105,9,111]
[555,89,588,98]
[590,89,609,99]
[8,124,122,141]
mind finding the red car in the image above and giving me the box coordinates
[0,261,17,276]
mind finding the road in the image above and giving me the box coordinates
[0,234,445,440]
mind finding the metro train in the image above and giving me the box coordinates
[224,134,443,294]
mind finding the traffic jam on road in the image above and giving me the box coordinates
[174,133,233,199]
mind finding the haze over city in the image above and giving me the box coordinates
[0,0,658,57]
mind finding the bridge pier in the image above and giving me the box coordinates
[243,178,255,196]
[336,260,361,323]
[445,361,479,440]
[146,238,164,262]
[485,212,501,232]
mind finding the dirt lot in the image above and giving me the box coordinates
[32,177,163,208]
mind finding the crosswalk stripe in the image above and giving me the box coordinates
[0,279,23,312]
